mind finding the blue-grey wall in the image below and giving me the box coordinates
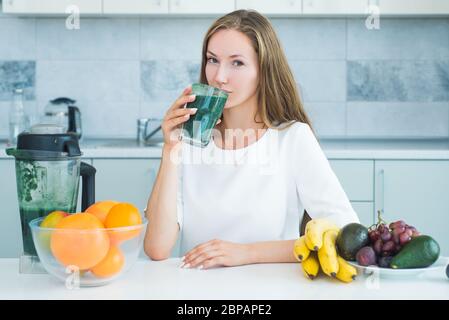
[1,10,448,138]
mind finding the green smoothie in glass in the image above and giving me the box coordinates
[181,83,228,148]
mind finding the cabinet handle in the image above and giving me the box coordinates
[378,169,385,215]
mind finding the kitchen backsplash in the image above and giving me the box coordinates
[0,10,448,138]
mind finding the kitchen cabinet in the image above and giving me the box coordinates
[103,0,168,14]
[2,0,102,14]
[302,0,368,15]
[92,159,160,212]
[374,160,449,255]
[329,160,374,227]
[0,160,22,258]
[329,160,374,201]
[351,201,374,227]
[236,0,302,15]
[169,0,234,14]
[379,0,449,15]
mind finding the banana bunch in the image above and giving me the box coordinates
[293,218,357,283]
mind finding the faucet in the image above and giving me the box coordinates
[137,118,163,145]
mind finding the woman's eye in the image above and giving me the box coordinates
[207,57,218,64]
[233,60,244,67]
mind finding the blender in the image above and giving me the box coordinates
[6,124,96,273]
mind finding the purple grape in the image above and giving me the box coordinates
[404,228,413,237]
[373,239,383,255]
[378,256,394,268]
[377,224,387,233]
[399,232,412,245]
[369,230,380,243]
[395,244,402,253]
[395,220,406,228]
[393,226,405,236]
[382,240,395,252]
[393,232,400,245]
[380,231,392,242]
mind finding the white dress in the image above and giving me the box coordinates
[176,121,359,255]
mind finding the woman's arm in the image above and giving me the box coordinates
[247,240,297,263]
[181,239,297,269]
[144,145,181,260]
[144,86,197,260]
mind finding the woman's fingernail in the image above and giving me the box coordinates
[183,263,191,269]
[190,108,197,114]
[179,262,185,268]
[197,265,204,270]
[190,94,196,99]
[181,256,185,262]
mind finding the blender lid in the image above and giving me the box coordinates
[6,130,82,160]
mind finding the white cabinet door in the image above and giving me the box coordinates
[0,160,22,258]
[169,0,234,14]
[379,0,449,15]
[92,159,160,212]
[351,201,374,227]
[375,160,449,256]
[103,0,169,14]
[236,0,301,14]
[2,0,102,14]
[302,0,368,15]
[329,160,374,201]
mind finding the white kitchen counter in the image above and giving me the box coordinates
[3,138,449,159]
[0,258,448,300]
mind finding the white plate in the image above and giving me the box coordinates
[348,256,449,278]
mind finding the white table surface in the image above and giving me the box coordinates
[1,258,448,300]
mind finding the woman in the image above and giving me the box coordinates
[144,10,359,269]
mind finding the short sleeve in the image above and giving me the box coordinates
[176,163,184,231]
[293,123,360,227]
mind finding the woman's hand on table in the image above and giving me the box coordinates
[180,239,252,269]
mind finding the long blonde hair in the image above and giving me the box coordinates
[199,9,314,133]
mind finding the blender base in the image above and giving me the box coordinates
[19,255,47,274]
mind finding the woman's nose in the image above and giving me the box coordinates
[214,65,228,85]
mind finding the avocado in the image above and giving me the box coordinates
[390,235,440,269]
[336,223,369,261]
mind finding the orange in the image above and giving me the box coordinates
[104,203,143,245]
[50,212,110,270]
[85,200,119,224]
[90,245,125,278]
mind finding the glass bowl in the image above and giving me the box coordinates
[29,217,148,287]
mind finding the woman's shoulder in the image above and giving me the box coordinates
[271,120,313,138]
